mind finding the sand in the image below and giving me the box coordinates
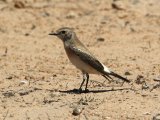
[0,0,160,119]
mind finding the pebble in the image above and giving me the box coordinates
[41,12,50,17]
[142,83,150,90]
[97,37,105,42]
[3,91,15,97]
[131,0,140,5]
[153,76,160,82]
[124,71,132,75]
[14,1,25,8]
[18,90,29,96]
[18,89,33,96]
[153,114,160,120]
[6,75,12,80]
[72,106,83,116]
[135,75,145,84]
[24,33,30,36]
[66,11,78,19]
[150,83,160,92]
[112,0,126,10]
[143,112,151,115]
[19,80,29,86]
[100,21,106,24]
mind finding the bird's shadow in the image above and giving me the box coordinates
[59,88,131,94]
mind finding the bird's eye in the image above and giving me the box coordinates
[61,31,66,34]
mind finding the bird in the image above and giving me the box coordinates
[49,27,130,92]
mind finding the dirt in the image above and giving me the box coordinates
[0,0,160,120]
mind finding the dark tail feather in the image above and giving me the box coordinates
[109,71,130,83]
[102,74,113,82]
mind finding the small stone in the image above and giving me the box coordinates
[66,11,78,19]
[41,12,50,17]
[97,37,105,42]
[153,113,160,120]
[6,75,12,79]
[2,47,8,56]
[43,98,55,104]
[142,83,150,90]
[18,89,34,96]
[72,106,83,116]
[117,12,128,19]
[143,112,151,115]
[50,92,60,98]
[18,90,29,96]
[3,91,15,97]
[82,102,88,105]
[150,83,160,92]
[124,71,132,75]
[101,21,106,24]
[19,80,29,86]
[112,0,126,10]
[135,75,145,84]
[24,33,30,36]
[31,24,36,30]
[153,76,160,82]
[53,74,57,77]
[131,0,140,5]
[14,1,25,9]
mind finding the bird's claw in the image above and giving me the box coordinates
[84,89,89,93]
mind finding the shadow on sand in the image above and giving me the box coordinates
[59,87,131,94]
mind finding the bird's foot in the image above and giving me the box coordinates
[78,88,83,93]
[84,88,89,93]
[72,88,89,93]
[71,88,82,94]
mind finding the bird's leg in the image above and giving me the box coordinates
[78,72,86,92]
[78,72,89,93]
[85,73,89,92]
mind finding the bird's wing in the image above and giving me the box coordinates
[69,46,105,73]
[69,46,130,83]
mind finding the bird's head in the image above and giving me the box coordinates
[49,27,75,42]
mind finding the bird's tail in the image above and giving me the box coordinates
[108,71,130,83]
[101,64,130,83]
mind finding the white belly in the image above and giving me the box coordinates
[69,54,99,74]
[65,48,99,74]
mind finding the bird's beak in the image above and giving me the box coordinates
[48,32,58,36]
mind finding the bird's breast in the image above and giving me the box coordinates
[64,47,99,74]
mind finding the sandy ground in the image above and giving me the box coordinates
[0,0,160,119]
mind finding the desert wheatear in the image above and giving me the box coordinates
[49,27,130,92]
